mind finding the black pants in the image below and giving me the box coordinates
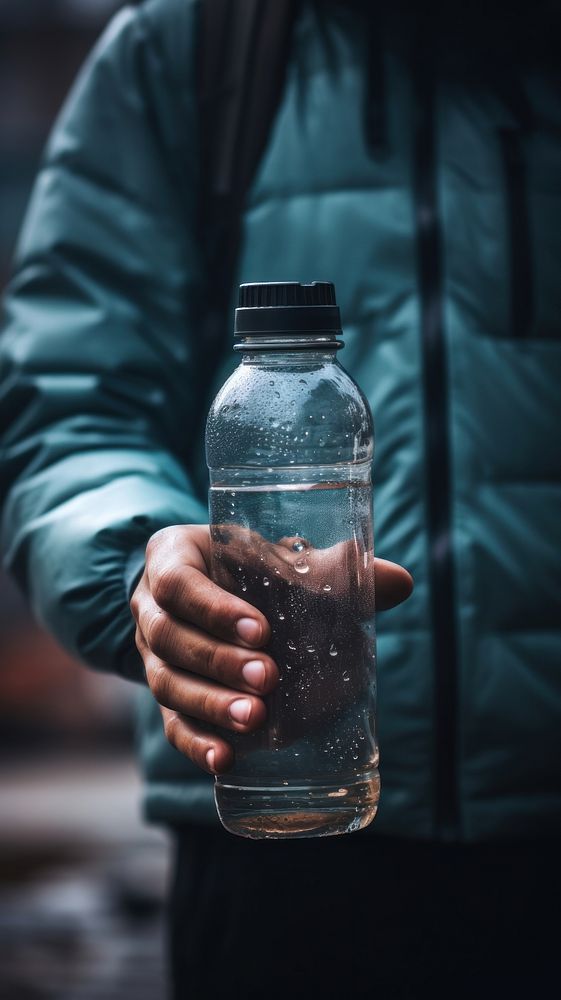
[169,826,560,999]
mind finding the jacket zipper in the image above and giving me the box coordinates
[413,59,460,839]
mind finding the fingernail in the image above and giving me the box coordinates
[236,618,261,645]
[206,748,216,772]
[229,698,252,725]
[242,660,266,690]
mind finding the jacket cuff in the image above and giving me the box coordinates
[120,640,148,685]
[118,547,148,684]
[125,546,147,601]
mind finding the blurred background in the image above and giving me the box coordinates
[0,3,168,997]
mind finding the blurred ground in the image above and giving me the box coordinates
[0,753,169,1000]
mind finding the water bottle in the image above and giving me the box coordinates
[206,281,378,838]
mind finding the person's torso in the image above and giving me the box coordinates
[140,1,561,840]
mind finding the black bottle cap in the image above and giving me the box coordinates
[234,281,341,337]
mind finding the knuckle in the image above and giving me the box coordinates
[150,525,175,547]
[198,687,217,723]
[163,712,179,746]
[205,642,224,682]
[152,565,181,610]
[204,589,229,631]
[145,530,165,563]
[150,662,172,705]
[146,610,171,658]
[130,590,139,619]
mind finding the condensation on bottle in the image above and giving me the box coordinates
[205,282,379,839]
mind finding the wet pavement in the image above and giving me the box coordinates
[0,755,169,1000]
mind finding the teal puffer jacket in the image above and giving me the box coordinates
[1,0,560,841]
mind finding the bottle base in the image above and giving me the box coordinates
[214,768,380,839]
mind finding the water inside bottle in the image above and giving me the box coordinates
[209,468,379,837]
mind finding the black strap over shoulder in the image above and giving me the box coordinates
[198,0,298,337]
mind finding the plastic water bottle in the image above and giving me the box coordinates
[206,281,378,838]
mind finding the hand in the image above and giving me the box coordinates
[210,524,411,738]
[210,524,407,614]
[131,524,413,775]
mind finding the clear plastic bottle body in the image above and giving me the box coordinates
[206,345,378,838]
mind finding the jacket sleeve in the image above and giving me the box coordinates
[0,1,208,682]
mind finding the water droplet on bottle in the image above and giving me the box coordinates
[274,391,280,398]
[269,380,275,386]
[299,378,307,385]
[294,559,309,574]
[278,612,285,620]
[343,670,350,682]
[263,577,270,587]
[287,640,296,651]
[306,644,316,653]
[329,644,338,657]
[231,491,236,497]
[323,584,332,592]
[319,438,325,446]
[241,583,247,592]
[321,414,326,420]
[292,540,305,552]
[352,751,359,760]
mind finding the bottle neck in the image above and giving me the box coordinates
[238,343,337,367]
[234,333,343,357]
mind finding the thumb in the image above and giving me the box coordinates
[375,558,414,611]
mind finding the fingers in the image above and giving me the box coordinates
[144,650,268,734]
[211,524,298,585]
[143,526,271,647]
[135,596,278,695]
[212,526,413,614]
[159,707,234,775]
[375,558,414,610]
[131,524,280,777]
